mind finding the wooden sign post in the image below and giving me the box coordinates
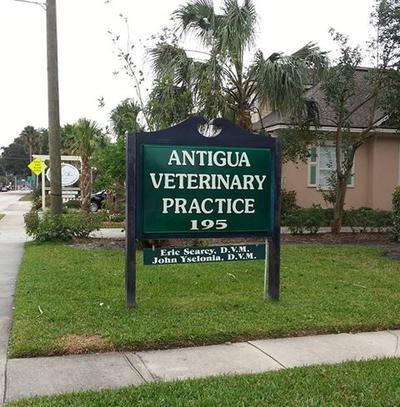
[126,117,281,307]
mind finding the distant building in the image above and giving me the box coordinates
[253,68,399,210]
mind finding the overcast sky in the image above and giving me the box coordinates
[0,0,376,148]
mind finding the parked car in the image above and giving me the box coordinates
[90,190,107,212]
[0,186,9,192]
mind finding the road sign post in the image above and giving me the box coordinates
[42,162,46,211]
[126,117,281,307]
[28,159,48,210]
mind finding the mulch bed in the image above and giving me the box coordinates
[70,232,400,259]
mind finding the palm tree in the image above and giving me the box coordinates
[68,119,104,212]
[110,99,142,139]
[150,0,328,130]
[20,125,39,161]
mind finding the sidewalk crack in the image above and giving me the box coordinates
[2,358,7,405]
[247,342,287,369]
[387,330,400,355]
[134,352,158,381]
[122,353,155,383]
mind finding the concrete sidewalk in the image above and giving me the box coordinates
[0,197,30,405]
[4,329,400,403]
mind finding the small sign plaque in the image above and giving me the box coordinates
[144,244,266,265]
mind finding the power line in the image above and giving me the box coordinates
[13,0,46,10]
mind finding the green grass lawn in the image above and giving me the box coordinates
[8,358,400,406]
[9,243,400,358]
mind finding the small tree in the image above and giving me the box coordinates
[325,0,400,233]
[93,99,143,212]
[67,119,105,212]
[289,0,400,234]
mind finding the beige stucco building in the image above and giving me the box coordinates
[254,68,399,210]
[283,134,399,210]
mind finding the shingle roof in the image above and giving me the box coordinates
[253,67,392,132]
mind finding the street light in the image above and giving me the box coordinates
[14,0,46,10]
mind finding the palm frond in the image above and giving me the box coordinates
[220,0,257,50]
[68,118,104,157]
[292,42,329,81]
[250,50,308,116]
[250,43,328,119]
[173,0,216,46]
[149,43,192,86]
[189,52,225,117]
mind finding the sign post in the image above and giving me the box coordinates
[28,158,48,211]
[126,117,281,307]
[41,161,46,211]
[126,133,137,307]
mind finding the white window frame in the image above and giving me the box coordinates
[308,145,355,189]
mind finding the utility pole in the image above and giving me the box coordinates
[15,0,63,214]
[46,0,62,214]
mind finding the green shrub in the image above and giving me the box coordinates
[108,213,125,223]
[285,209,305,234]
[283,205,392,234]
[32,194,51,210]
[373,210,392,232]
[24,210,40,236]
[64,199,81,210]
[63,213,102,238]
[392,186,400,241]
[303,206,326,234]
[344,207,392,232]
[34,214,73,242]
[286,207,325,235]
[25,212,101,242]
[281,189,299,222]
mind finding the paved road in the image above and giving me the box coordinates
[0,191,30,404]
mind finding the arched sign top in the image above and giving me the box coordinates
[140,116,275,148]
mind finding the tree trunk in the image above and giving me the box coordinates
[80,156,91,213]
[237,107,252,131]
[331,177,347,234]
[114,181,125,213]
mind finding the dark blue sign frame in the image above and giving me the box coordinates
[126,116,281,307]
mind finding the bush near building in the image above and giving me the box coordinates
[392,186,400,241]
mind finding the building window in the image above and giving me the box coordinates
[308,145,354,189]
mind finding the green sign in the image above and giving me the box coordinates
[125,116,281,307]
[144,244,266,265]
[141,144,273,236]
[26,175,34,185]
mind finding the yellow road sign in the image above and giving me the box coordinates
[28,158,47,176]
